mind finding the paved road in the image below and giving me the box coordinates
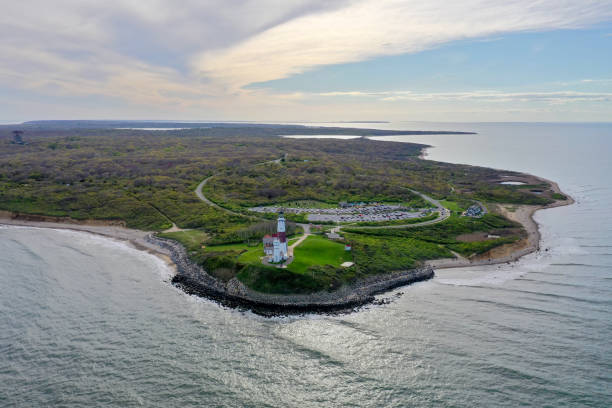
[195,169,450,231]
[195,176,256,218]
[195,176,223,209]
[195,154,286,218]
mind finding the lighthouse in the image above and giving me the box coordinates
[277,211,288,259]
[263,211,289,262]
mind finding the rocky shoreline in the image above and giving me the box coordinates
[147,234,434,316]
[1,179,573,316]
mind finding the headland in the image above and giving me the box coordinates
[0,122,574,314]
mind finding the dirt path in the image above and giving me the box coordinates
[288,223,311,257]
[162,222,187,233]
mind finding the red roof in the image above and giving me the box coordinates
[263,233,285,242]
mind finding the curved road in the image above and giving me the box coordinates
[195,155,286,219]
[195,176,234,213]
[340,189,450,230]
[195,172,451,233]
[195,176,263,220]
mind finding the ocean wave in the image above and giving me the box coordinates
[462,298,583,320]
[515,278,592,289]
[1,225,176,283]
[579,245,612,248]
[470,286,611,306]
[550,263,612,268]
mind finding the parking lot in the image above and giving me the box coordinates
[249,204,432,223]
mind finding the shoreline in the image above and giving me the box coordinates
[0,179,574,314]
[416,146,575,269]
[427,176,574,269]
[0,212,177,272]
[0,212,433,315]
[151,234,433,315]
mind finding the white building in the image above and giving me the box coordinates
[263,212,288,262]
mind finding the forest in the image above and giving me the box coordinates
[0,125,553,233]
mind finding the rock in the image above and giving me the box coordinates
[146,234,435,316]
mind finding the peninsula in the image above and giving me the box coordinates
[0,122,572,314]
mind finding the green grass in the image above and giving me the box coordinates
[234,235,355,294]
[440,199,466,213]
[197,241,263,264]
[345,213,520,243]
[235,235,360,294]
[345,234,453,275]
[158,230,208,250]
[551,193,567,200]
[288,235,352,274]
[447,236,519,257]
[344,212,525,261]
[237,264,325,294]
[237,245,264,264]
[202,242,250,252]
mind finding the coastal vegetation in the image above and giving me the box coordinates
[0,124,565,294]
[345,213,525,259]
[347,235,453,274]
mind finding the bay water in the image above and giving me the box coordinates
[1,122,611,407]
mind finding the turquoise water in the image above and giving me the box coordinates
[1,123,611,407]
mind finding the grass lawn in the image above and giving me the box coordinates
[439,199,466,213]
[200,242,263,264]
[237,245,264,264]
[289,235,352,274]
[202,242,250,251]
[158,230,208,250]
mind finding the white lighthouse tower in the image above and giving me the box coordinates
[272,237,282,263]
[264,211,290,263]
[277,212,288,259]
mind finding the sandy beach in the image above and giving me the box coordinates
[0,212,177,273]
[427,177,574,269]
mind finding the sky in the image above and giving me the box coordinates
[1,0,612,123]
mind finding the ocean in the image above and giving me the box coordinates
[1,122,611,407]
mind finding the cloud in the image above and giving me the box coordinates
[308,90,612,104]
[0,0,342,106]
[580,78,612,83]
[193,0,612,90]
[1,0,612,118]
